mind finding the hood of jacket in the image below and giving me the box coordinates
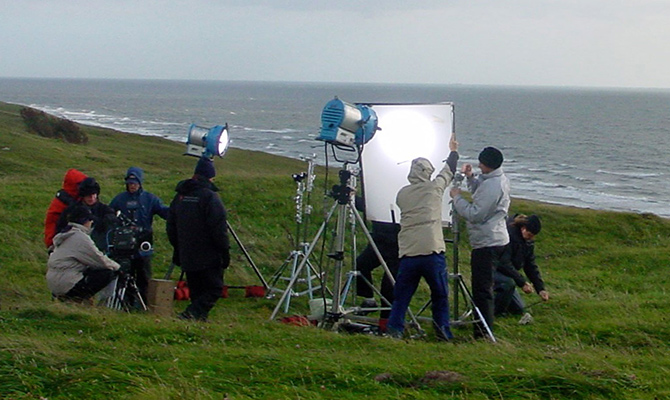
[125,167,145,186]
[407,158,435,184]
[62,169,88,198]
[175,177,218,195]
[52,223,91,247]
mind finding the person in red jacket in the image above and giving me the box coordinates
[44,169,88,251]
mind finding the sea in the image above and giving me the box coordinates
[1,78,669,218]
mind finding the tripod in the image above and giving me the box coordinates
[103,267,147,312]
[269,167,422,334]
[163,220,268,289]
[267,156,324,311]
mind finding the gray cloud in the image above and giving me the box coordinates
[1,0,669,88]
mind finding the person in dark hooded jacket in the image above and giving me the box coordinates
[44,168,88,250]
[167,157,230,321]
[494,214,549,316]
[57,177,117,252]
[110,167,169,303]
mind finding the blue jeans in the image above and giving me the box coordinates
[387,253,452,339]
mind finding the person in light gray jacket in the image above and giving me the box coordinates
[47,205,120,301]
[450,146,510,338]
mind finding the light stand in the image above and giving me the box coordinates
[266,155,325,311]
[269,165,423,336]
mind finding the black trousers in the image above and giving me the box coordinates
[184,265,225,321]
[355,239,399,319]
[130,256,151,303]
[471,245,507,337]
[64,269,117,301]
[494,271,525,316]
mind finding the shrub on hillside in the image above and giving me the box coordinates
[20,107,88,144]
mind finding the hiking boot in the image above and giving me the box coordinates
[518,312,533,325]
[435,326,454,342]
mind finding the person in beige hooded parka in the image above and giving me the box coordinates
[387,135,458,341]
[47,204,120,301]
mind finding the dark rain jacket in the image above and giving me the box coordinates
[166,177,230,272]
[109,167,169,241]
[44,169,88,248]
[57,201,118,251]
[496,216,546,293]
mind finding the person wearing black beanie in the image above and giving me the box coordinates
[494,214,549,319]
[449,146,511,339]
[167,157,229,322]
[57,177,117,252]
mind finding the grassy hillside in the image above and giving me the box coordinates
[1,101,670,399]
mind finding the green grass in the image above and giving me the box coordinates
[2,101,670,399]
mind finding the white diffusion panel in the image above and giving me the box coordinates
[360,103,455,225]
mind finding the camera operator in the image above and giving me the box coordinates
[450,146,511,339]
[57,177,117,252]
[167,157,230,322]
[387,135,459,341]
[47,205,120,302]
[494,214,549,317]
[110,167,169,303]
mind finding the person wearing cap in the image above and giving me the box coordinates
[494,214,549,316]
[110,167,169,302]
[57,177,117,251]
[450,146,511,338]
[44,168,88,251]
[387,135,459,341]
[47,204,120,302]
[167,157,230,322]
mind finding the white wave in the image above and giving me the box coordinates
[596,169,661,178]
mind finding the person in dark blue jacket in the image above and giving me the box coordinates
[167,157,230,322]
[110,167,169,303]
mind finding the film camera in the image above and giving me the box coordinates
[107,211,153,269]
[103,211,151,311]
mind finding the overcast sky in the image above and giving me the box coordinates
[1,0,669,88]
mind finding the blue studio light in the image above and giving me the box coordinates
[319,97,379,147]
[185,123,230,158]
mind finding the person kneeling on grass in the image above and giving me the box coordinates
[494,214,549,318]
[47,204,120,302]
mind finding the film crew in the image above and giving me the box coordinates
[44,168,88,252]
[387,135,459,341]
[450,146,511,339]
[494,214,549,317]
[56,177,117,252]
[354,194,401,328]
[110,167,169,302]
[167,156,230,322]
[47,204,120,302]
